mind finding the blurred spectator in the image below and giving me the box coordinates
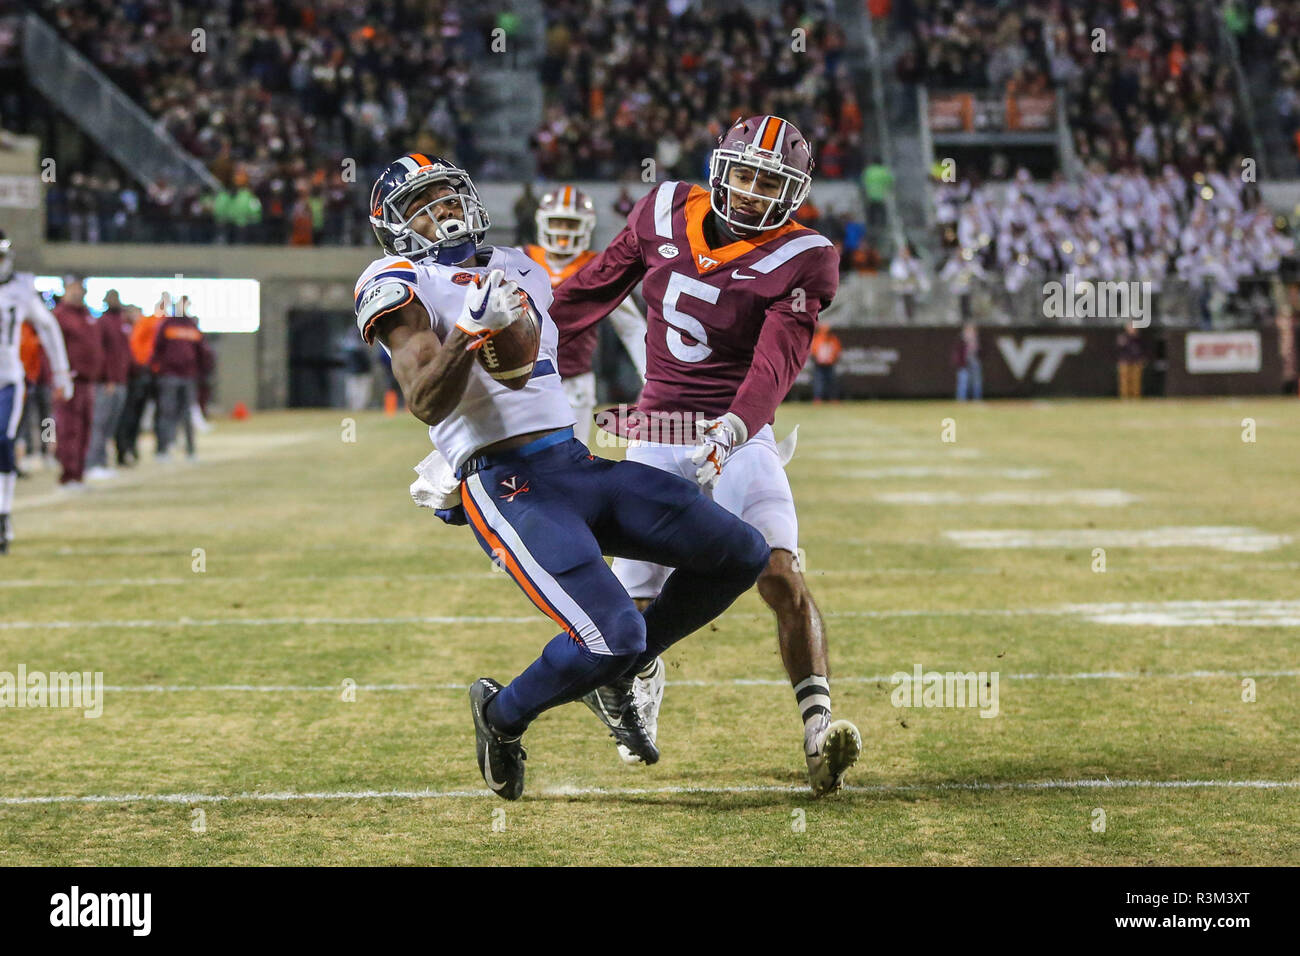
[118,295,167,464]
[52,275,100,488]
[85,288,131,480]
[514,182,540,246]
[939,247,986,321]
[862,158,894,229]
[1116,321,1146,399]
[809,320,843,403]
[151,298,213,461]
[890,240,929,321]
[613,185,636,218]
[213,170,264,244]
[952,321,982,400]
[344,342,374,410]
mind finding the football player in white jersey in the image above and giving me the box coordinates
[353,154,770,800]
[0,229,74,553]
[523,186,647,442]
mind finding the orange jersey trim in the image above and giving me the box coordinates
[461,482,579,642]
[525,245,596,288]
[682,185,805,274]
[354,259,416,297]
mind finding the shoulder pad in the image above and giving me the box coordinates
[356,279,415,345]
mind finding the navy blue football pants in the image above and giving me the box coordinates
[458,431,769,735]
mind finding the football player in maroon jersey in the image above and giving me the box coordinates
[550,115,862,794]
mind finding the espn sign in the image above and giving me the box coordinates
[1185,332,1261,374]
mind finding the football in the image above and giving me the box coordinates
[476,305,540,388]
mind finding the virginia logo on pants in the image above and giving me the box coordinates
[498,475,530,502]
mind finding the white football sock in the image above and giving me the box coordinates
[794,674,831,739]
[0,470,15,514]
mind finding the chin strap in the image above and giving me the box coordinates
[432,238,477,266]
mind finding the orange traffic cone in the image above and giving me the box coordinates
[384,389,398,417]
[231,401,250,421]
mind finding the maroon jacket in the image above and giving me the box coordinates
[97,307,132,385]
[54,301,105,383]
[151,315,213,379]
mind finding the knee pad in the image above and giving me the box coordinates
[0,436,15,473]
[596,604,648,658]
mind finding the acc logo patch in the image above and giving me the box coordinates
[657,243,679,259]
[451,272,477,285]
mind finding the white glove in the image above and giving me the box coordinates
[410,449,461,510]
[53,370,74,402]
[690,412,747,489]
[455,268,527,344]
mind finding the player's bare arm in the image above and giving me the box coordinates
[373,297,481,426]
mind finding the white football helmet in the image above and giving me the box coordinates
[535,185,596,257]
[0,229,14,283]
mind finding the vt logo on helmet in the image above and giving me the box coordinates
[369,153,492,266]
[709,115,814,234]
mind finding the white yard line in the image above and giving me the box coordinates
[7,600,1300,630]
[841,466,1049,479]
[2,778,1297,806]
[0,614,538,630]
[0,571,502,589]
[878,490,1139,506]
[945,527,1294,553]
[92,669,1300,694]
[16,432,321,511]
[11,562,1300,589]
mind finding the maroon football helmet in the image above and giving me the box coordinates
[709,115,814,233]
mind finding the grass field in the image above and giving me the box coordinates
[2,398,1298,865]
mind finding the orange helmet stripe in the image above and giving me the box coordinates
[759,116,782,151]
[408,152,434,169]
[562,185,573,209]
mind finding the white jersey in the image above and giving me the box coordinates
[354,245,575,470]
[0,272,70,386]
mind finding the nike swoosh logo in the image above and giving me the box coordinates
[483,751,506,791]
[518,268,532,276]
[476,699,507,791]
[731,270,757,280]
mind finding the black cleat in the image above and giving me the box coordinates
[0,514,9,554]
[582,675,660,765]
[468,678,526,800]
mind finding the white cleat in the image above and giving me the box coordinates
[805,715,862,797]
[616,656,665,765]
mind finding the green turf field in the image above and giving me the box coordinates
[2,399,1298,865]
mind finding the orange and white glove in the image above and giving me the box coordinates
[690,412,747,489]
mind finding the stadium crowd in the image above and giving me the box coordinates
[532,0,863,181]
[931,163,1296,325]
[1237,1,1300,163]
[12,0,867,244]
[27,0,503,245]
[893,0,1250,175]
[18,284,213,487]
